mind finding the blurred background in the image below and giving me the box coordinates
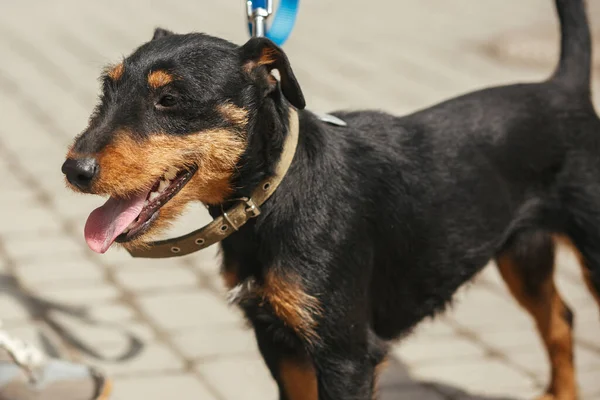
[0,0,599,399]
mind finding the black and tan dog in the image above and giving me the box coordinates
[61,0,599,398]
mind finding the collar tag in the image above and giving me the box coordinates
[316,112,347,127]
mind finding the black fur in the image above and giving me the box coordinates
[64,0,600,398]
[219,0,600,397]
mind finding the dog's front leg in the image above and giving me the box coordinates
[243,267,380,400]
[252,317,378,400]
[252,320,317,400]
[312,337,380,400]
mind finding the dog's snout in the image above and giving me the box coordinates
[62,157,99,190]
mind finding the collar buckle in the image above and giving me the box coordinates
[223,197,261,231]
[243,197,261,218]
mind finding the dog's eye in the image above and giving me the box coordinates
[156,94,178,109]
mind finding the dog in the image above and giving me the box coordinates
[61,0,599,398]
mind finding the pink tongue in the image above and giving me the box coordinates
[84,191,149,253]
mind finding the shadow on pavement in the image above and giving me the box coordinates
[379,356,523,400]
[0,272,529,398]
[0,273,143,362]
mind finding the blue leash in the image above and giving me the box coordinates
[246,0,299,46]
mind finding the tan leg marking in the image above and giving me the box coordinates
[555,235,600,309]
[261,270,322,346]
[497,251,576,400]
[279,358,318,400]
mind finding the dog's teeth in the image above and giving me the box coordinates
[149,192,160,201]
[158,180,169,193]
[164,168,177,180]
[144,200,149,207]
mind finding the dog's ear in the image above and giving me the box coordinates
[240,37,305,110]
[152,28,174,41]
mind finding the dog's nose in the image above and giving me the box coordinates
[61,157,99,190]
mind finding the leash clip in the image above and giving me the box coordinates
[246,0,273,37]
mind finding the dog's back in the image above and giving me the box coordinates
[315,0,600,339]
[332,2,600,397]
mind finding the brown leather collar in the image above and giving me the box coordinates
[126,108,299,258]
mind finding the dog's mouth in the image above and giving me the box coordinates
[84,165,198,253]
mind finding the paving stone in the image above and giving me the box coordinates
[0,260,9,274]
[579,367,600,399]
[52,191,110,222]
[196,357,277,400]
[0,207,61,235]
[2,234,86,263]
[81,342,184,377]
[0,188,37,207]
[480,320,600,357]
[112,374,219,400]
[14,258,104,286]
[0,164,28,191]
[572,305,600,327]
[87,303,138,322]
[0,292,33,323]
[470,263,508,293]
[378,357,416,389]
[0,82,72,142]
[555,242,586,280]
[206,270,230,296]
[411,317,457,338]
[446,286,532,332]
[172,325,257,360]
[48,310,155,349]
[557,276,599,307]
[393,334,487,366]
[575,321,600,347]
[476,326,540,352]
[380,385,448,400]
[454,392,537,400]
[409,358,538,399]
[33,283,120,305]
[114,265,197,292]
[504,344,600,382]
[191,245,222,277]
[138,290,244,331]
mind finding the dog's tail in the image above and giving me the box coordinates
[551,0,592,93]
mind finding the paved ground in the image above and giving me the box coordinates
[0,0,599,399]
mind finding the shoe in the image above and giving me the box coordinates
[0,324,111,399]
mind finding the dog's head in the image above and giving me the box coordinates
[62,28,304,254]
